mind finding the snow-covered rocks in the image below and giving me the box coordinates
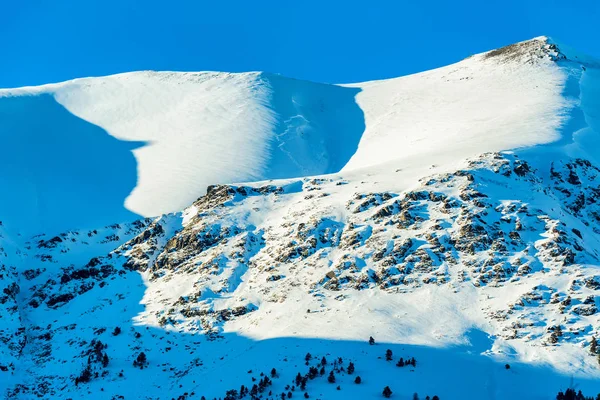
[1,37,600,399]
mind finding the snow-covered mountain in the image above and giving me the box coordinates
[1,36,600,400]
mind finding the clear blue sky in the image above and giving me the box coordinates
[1,0,598,88]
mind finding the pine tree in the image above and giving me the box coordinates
[300,377,307,390]
[383,386,393,398]
[304,393,309,399]
[321,356,327,366]
[133,352,147,369]
[305,353,312,363]
[369,336,375,345]
[271,368,277,378]
[385,349,393,361]
[564,389,576,400]
[319,366,325,376]
[328,371,336,383]
[354,376,361,384]
[413,393,420,400]
[432,396,440,400]
[102,353,109,368]
[347,361,355,374]
[396,358,404,367]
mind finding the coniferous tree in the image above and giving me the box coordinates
[383,386,393,398]
[432,396,440,400]
[102,353,109,368]
[328,371,335,383]
[133,352,147,369]
[74,364,93,385]
[385,349,393,361]
[564,388,576,400]
[347,361,355,374]
[304,393,309,399]
[271,368,277,378]
[396,358,404,367]
[413,393,420,400]
[321,356,327,366]
[369,336,375,345]
[354,376,362,384]
[319,366,325,376]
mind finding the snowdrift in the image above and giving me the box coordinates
[0,72,364,234]
[0,36,598,233]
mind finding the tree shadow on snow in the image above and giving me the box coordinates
[0,94,144,235]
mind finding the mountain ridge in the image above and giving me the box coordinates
[1,37,600,399]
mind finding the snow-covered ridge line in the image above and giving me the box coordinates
[2,36,599,238]
[1,36,600,399]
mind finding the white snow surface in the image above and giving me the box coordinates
[1,37,600,400]
[0,71,364,234]
[2,36,597,235]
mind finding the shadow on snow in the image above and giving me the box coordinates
[0,94,145,235]
[19,269,599,400]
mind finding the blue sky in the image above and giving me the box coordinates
[1,0,598,88]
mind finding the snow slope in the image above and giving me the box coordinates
[344,37,571,172]
[1,37,600,400]
[2,36,597,236]
[0,72,364,234]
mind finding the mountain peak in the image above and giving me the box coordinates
[2,35,600,400]
[481,36,566,64]
[480,36,599,68]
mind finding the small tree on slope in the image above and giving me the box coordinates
[383,386,393,398]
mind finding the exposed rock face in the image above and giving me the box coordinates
[2,152,600,398]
